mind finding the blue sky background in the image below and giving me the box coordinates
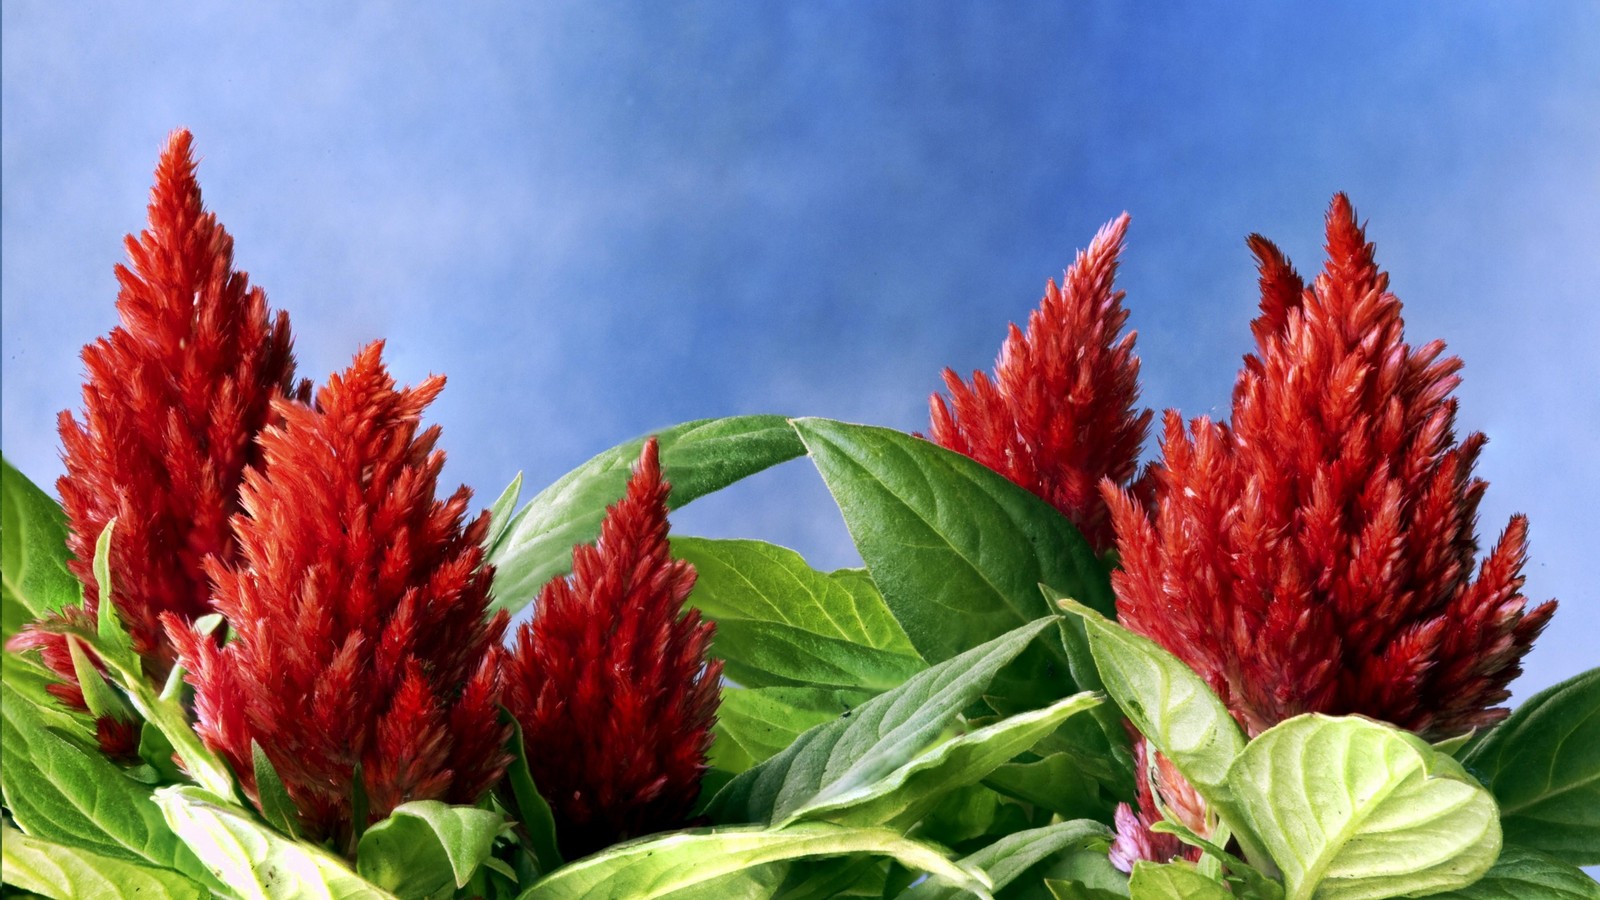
[4,4,1596,704]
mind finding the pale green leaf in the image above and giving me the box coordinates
[154,785,394,899]
[706,617,1054,825]
[1424,844,1600,899]
[65,635,134,723]
[483,471,523,556]
[252,742,301,838]
[899,820,1112,899]
[486,416,805,613]
[356,800,507,897]
[515,823,990,900]
[1460,666,1600,865]
[1,456,79,644]
[1128,861,1232,899]
[1227,714,1501,900]
[712,686,870,773]
[0,825,207,900]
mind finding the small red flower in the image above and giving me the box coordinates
[9,129,303,758]
[930,214,1151,552]
[504,438,721,860]
[168,342,508,848]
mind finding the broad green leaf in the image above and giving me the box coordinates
[1039,848,1132,900]
[486,416,805,613]
[1424,844,1600,899]
[1128,861,1232,899]
[154,785,394,899]
[790,691,1101,828]
[789,418,1113,693]
[1046,882,1127,900]
[1,649,94,739]
[1227,714,1501,900]
[0,680,209,883]
[1,456,79,643]
[356,800,508,898]
[674,538,924,691]
[1460,666,1600,865]
[912,784,1032,853]
[712,686,871,773]
[0,825,207,900]
[514,823,990,900]
[253,741,302,838]
[501,709,562,873]
[899,820,1112,899]
[706,617,1054,825]
[985,751,1117,823]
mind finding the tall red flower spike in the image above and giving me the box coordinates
[504,438,721,861]
[8,129,303,758]
[1105,194,1556,741]
[166,342,509,848]
[930,214,1152,553]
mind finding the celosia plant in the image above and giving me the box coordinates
[1,135,1594,900]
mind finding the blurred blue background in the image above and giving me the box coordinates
[3,3,1596,702]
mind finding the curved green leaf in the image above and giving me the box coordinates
[712,686,871,773]
[1425,844,1600,899]
[789,418,1113,695]
[1,456,79,644]
[706,618,1053,825]
[1128,861,1233,899]
[1227,714,1501,900]
[675,538,924,691]
[899,820,1112,899]
[356,800,508,897]
[154,785,393,899]
[1461,666,1600,865]
[485,416,805,613]
[515,823,989,900]
[0,825,207,900]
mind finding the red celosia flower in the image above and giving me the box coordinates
[166,342,508,848]
[8,129,303,758]
[930,214,1151,552]
[1105,194,1556,741]
[504,438,721,860]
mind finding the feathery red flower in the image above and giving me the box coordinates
[1105,194,1556,741]
[8,129,302,757]
[930,214,1151,552]
[167,342,508,848]
[504,438,721,861]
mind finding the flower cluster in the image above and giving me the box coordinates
[504,438,721,861]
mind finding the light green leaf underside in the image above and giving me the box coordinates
[485,416,805,614]
[0,826,207,900]
[898,819,1113,899]
[712,685,872,773]
[1128,860,1233,899]
[356,800,507,897]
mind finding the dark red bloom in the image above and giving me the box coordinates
[504,438,721,860]
[8,129,302,758]
[1105,194,1556,741]
[167,342,508,848]
[930,214,1151,552]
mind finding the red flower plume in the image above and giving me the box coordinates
[1106,194,1556,740]
[504,438,721,860]
[167,342,508,848]
[9,129,302,757]
[930,214,1151,552]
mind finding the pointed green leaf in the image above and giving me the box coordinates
[1,649,94,739]
[64,635,135,723]
[501,709,562,873]
[1,456,80,644]
[356,800,508,897]
[154,785,395,899]
[1128,861,1233,899]
[1,825,207,900]
[706,617,1054,825]
[515,823,990,900]
[674,537,924,691]
[1424,844,1600,899]
[483,471,524,556]
[984,750,1117,823]
[1460,666,1600,865]
[712,686,871,773]
[898,820,1112,899]
[1227,714,1501,900]
[487,416,805,613]
[89,520,136,669]
[790,419,1113,696]
[252,741,302,838]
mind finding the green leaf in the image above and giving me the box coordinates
[706,617,1054,825]
[790,420,1113,691]
[1046,882,1127,900]
[356,800,508,898]
[483,471,524,556]
[1,456,79,643]
[64,635,135,724]
[500,709,562,874]
[1460,666,1600,865]
[790,691,1101,829]
[984,750,1117,823]
[1424,844,1600,899]
[1,649,94,740]
[514,823,990,900]
[486,416,805,614]
[712,686,871,773]
[1040,848,1132,900]
[87,520,136,669]
[898,820,1112,899]
[674,538,924,691]
[1227,714,1501,900]
[154,785,394,899]
[252,741,302,838]
[0,680,210,883]
[0,825,208,900]
[1128,861,1232,900]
